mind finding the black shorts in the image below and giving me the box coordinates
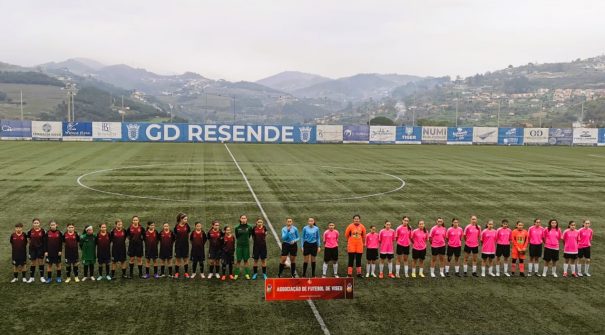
[112,247,126,262]
[281,242,298,257]
[380,253,394,260]
[543,248,559,262]
[432,246,446,256]
[303,242,318,257]
[412,249,426,260]
[29,247,44,260]
[222,251,234,264]
[366,248,378,261]
[128,243,144,257]
[447,246,461,258]
[253,246,267,260]
[45,256,61,264]
[208,247,221,260]
[563,253,578,260]
[112,254,126,263]
[12,258,26,266]
[324,247,338,262]
[578,247,591,259]
[496,244,510,258]
[98,257,111,264]
[529,244,542,258]
[190,249,205,262]
[175,244,189,259]
[481,253,495,260]
[396,244,410,255]
[146,248,158,260]
[464,245,479,254]
[65,257,79,264]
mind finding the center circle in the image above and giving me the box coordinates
[76,162,405,204]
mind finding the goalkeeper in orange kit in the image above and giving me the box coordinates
[510,221,529,277]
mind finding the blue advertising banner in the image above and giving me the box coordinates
[447,127,473,144]
[293,125,316,144]
[63,122,93,137]
[1,120,32,138]
[498,127,524,145]
[342,125,369,143]
[599,128,605,146]
[121,123,314,143]
[395,126,422,144]
[548,128,572,145]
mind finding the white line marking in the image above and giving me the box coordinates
[76,162,405,204]
[588,154,605,158]
[224,143,331,335]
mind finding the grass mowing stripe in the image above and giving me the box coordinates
[224,143,331,335]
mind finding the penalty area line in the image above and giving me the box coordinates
[223,143,331,335]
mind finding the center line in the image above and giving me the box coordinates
[224,143,330,335]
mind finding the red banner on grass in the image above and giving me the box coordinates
[265,277,354,301]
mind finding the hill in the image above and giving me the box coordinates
[256,71,331,92]
[294,73,423,102]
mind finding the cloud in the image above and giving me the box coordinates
[1,0,604,81]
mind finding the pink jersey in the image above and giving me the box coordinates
[395,225,412,246]
[464,225,481,248]
[562,229,579,254]
[481,229,497,254]
[411,228,428,250]
[446,226,463,247]
[429,226,447,248]
[542,228,562,250]
[323,229,339,249]
[528,225,544,245]
[365,232,379,249]
[578,227,593,248]
[378,228,396,254]
[496,227,512,245]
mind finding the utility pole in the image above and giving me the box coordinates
[71,90,75,121]
[232,95,236,124]
[497,99,501,127]
[539,101,543,128]
[455,95,459,127]
[20,90,23,120]
[67,90,71,122]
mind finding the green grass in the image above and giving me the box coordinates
[0,83,66,119]
[1,142,604,334]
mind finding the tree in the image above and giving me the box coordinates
[368,116,395,126]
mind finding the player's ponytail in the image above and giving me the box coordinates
[176,212,187,224]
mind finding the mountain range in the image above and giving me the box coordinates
[2,54,605,125]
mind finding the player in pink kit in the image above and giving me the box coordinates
[322,222,340,278]
[445,218,463,277]
[378,221,396,278]
[365,226,379,278]
[480,220,497,277]
[562,221,580,277]
[463,215,481,277]
[495,219,512,277]
[577,220,593,277]
[395,216,412,278]
[542,219,562,277]
[429,218,447,278]
[411,220,429,278]
[527,218,544,276]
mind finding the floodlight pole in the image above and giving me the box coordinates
[20,90,23,120]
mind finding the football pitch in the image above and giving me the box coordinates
[1,142,603,335]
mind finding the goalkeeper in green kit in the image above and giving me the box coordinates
[234,215,254,280]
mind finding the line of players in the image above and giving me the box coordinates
[9,213,268,283]
[9,213,594,283]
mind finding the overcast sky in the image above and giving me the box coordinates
[1,0,604,81]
